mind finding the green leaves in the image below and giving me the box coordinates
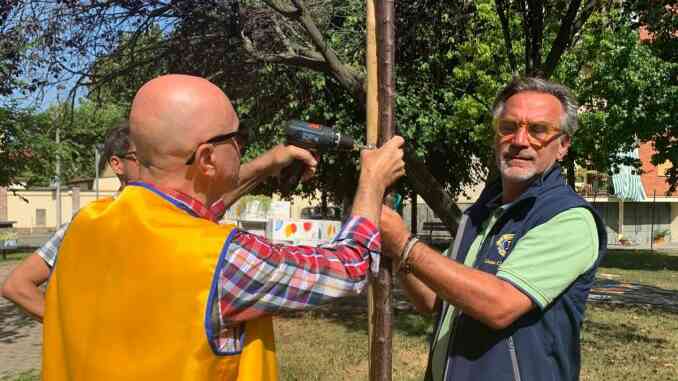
[0,101,125,187]
[6,0,675,197]
[557,7,677,189]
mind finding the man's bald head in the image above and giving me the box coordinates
[129,74,239,169]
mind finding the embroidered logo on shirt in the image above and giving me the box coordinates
[495,234,515,257]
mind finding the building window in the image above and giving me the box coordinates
[36,209,46,226]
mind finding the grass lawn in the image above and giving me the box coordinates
[276,307,432,381]
[276,249,678,380]
[275,303,677,381]
[0,251,32,263]
[0,371,38,381]
[599,249,678,290]
[6,303,675,381]
[581,304,677,380]
[2,250,676,381]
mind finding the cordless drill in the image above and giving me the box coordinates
[284,120,369,152]
[279,120,371,196]
[279,120,403,211]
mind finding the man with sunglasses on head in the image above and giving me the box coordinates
[1,122,140,320]
[42,74,406,381]
[379,77,607,381]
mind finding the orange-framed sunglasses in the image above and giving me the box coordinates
[494,118,563,149]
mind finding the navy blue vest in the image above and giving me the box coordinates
[428,165,607,381]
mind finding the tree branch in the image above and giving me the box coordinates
[496,0,517,73]
[261,0,365,102]
[262,0,300,18]
[526,0,544,77]
[518,0,532,74]
[240,30,331,73]
[404,150,462,233]
[256,0,461,234]
[271,16,296,56]
[571,0,599,42]
[542,0,582,78]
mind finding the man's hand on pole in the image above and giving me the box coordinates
[379,206,410,258]
[352,136,405,225]
[359,136,405,192]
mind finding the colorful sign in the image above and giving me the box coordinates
[269,201,291,219]
[266,219,342,245]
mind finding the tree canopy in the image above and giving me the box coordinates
[557,7,677,190]
[2,0,675,225]
[1,100,125,188]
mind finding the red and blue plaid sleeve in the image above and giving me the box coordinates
[216,215,381,326]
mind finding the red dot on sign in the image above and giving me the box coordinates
[290,224,297,233]
[303,222,312,231]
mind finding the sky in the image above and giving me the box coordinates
[3,66,88,112]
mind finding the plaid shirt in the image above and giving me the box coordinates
[130,182,381,353]
[37,223,70,268]
[144,183,226,222]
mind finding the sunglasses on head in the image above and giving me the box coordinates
[185,127,250,165]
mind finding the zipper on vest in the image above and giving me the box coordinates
[507,336,522,381]
[442,214,502,380]
[434,216,468,381]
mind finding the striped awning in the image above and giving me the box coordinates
[611,148,646,201]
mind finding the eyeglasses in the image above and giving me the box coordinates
[119,151,137,161]
[185,129,248,165]
[109,151,136,164]
[494,118,562,149]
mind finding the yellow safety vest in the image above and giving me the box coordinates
[43,185,278,380]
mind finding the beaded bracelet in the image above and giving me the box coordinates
[396,236,420,274]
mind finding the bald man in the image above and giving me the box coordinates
[42,74,405,381]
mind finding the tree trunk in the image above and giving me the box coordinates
[370,1,396,380]
[321,190,328,218]
[565,159,576,190]
[410,190,418,235]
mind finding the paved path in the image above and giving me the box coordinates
[0,261,42,378]
[608,242,678,253]
[590,277,678,312]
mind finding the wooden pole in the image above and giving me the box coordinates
[366,0,379,146]
[370,1,396,380]
[365,0,379,377]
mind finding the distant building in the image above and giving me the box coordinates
[1,171,121,230]
[0,165,333,230]
[402,141,677,246]
[575,141,676,245]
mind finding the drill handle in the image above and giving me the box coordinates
[278,159,306,197]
